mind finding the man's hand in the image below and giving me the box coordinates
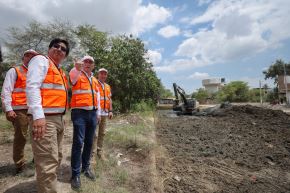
[32,118,46,140]
[74,58,83,71]
[97,115,101,123]
[108,112,113,119]
[6,110,17,122]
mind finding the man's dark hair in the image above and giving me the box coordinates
[48,38,70,56]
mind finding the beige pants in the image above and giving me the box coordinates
[12,110,29,169]
[29,115,65,193]
[92,116,107,154]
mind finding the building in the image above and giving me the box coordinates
[202,78,226,93]
[277,75,290,104]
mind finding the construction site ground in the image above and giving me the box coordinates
[0,104,290,193]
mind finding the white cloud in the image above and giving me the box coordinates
[188,72,210,79]
[146,49,162,65]
[158,25,180,38]
[131,3,171,35]
[167,0,290,73]
[0,0,171,36]
[154,58,207,73]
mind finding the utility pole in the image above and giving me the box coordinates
[284,62,288,105]
[259,80,263,105]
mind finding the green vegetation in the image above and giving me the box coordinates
[192,88,211,103]
[263,59,290,85]
[2,20,163,113]
[217,81,250,102]
[84,112,155,193]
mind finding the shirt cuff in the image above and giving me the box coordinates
[32,107,45,120]
[5,105,13,112]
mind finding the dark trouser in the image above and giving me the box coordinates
[12,109,29,169]
[71,109,97,177]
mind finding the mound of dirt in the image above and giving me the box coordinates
[155,105,290,193]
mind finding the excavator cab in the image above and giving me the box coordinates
[173,83,199,115]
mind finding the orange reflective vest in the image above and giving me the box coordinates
[70,71,98,110]
[97,81,111,112]
[11,65,28,110]
[40,57,68,114]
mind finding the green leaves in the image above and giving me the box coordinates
[217,81,250,102]
[2,21,163,113]
[263,59,290,84]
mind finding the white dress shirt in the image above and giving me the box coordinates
[26,55,50,120]
[1,65,27,112]
[69,67,101,116]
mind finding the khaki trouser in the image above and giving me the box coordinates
[29,115,65,193]
[12,110,29,169]
[92,116,107,155]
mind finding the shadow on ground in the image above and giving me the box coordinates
[0,163,15,178]
[4,181,37,193]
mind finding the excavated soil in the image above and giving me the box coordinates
[155,105,290,193]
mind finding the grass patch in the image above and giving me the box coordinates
[79,111,155,193]
[0,113,13,144]
[113,168,128,185]
[0,113,12,131]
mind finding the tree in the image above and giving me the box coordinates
[248,88,261,102]
[103,35,161,112]
[217,81,249,102]
[2,21,163,113]
[159,85,174,98]
[4,19,78,66]
[0,46,2,63]
[263,59,290,85]
[192,88,210,104]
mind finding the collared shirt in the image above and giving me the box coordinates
[1,64,27,112]
[69,67,101,116]
[26,55,51,120]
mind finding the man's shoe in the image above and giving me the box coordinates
[83,168,96,181]
[71,176,81,190]
[15,166,24,175]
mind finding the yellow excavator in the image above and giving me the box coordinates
[173,83,199,115]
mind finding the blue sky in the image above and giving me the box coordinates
[0,0,290,92]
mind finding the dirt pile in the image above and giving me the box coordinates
[155,105,290,193]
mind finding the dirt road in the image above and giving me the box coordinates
[155,105,290,193]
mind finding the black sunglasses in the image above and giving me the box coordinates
[53,44,67,53]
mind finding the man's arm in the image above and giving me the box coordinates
[26,55,49,120]
[69,60,83,85]
[1,68,17,112]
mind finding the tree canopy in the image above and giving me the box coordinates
[2,20,163,113]
[263,59,290,85]
[217,81,250,102]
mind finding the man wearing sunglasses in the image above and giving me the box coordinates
[1,49,38,175]
[69,55,101,190]
[26,38,69,193]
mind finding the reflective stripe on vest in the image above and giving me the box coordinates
[71,106,95,110]
[97,81,111,111]
[13,88,26,93]
[13,105,29,110]
[70,71,98,110]
[11,65,28,110]
[41,83,66,90]
[72,90,98,95]
[40,57,68,114]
